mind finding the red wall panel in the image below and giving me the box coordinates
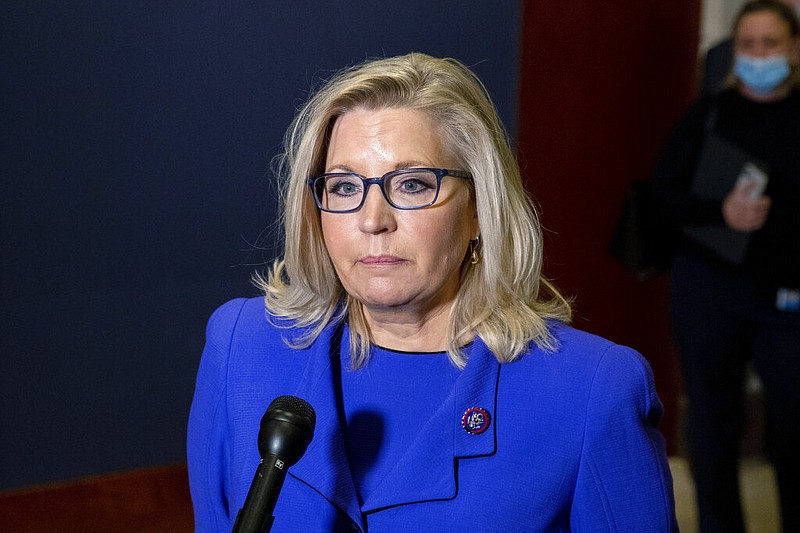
[517,1,702,453]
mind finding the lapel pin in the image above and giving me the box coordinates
[461,407,490,435]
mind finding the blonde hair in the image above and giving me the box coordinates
[256,52,571,369]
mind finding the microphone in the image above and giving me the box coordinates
[232,395,316,533]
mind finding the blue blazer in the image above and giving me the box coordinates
[188,298,677,532]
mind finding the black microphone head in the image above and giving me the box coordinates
[258,395,316,466]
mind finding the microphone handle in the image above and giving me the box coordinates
[232,455,288,533]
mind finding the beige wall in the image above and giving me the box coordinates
[700,0,749,52]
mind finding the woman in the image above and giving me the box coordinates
[651,2,800,532]
[188,53,677,532]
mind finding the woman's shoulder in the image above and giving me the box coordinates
[554,323,658,405]
[513,322,654,385]
[206,297,252,327]
[206,296,298,335]
[203,297,304,363]
[661,92,717,140]
[550,322,646,362]
[781,87,800,111]
[500,323,660,418]
[200,297,319,390]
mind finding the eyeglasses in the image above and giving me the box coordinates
[307,168,472,213]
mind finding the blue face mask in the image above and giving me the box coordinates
[734,54,791,95]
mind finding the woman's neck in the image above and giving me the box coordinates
[361,303,459,353]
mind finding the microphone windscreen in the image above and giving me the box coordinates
[258,395,316,465]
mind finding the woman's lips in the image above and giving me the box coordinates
[359,255,406,265]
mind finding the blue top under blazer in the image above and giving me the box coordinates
[187,297,678,532]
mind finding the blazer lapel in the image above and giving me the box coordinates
[286,323,363,528]
[285,328,500,520]
[361,338,500,513]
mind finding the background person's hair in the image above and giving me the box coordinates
[726,0,800,88]
[256,52,571,368]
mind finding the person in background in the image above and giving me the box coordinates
[702,0,800,93]
[187,52,677,532]
[652,2,800,531]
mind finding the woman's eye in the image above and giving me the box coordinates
[401,179,425,192]
[395,175,435,194]
[328,179,361,196]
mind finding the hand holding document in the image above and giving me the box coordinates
[723,164,771,233]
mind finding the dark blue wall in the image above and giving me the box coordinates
[0,2,522,489]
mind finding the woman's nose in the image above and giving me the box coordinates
[358,185,397,234]
[751,41,777,58]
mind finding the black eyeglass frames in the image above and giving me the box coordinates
[307,168,472,213]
